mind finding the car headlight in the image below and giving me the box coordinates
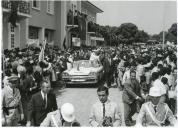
[62,72,69,77]
[89,72,96,76]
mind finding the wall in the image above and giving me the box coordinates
[2,14,9,49]
[81,4,97,23]
[54,1,62,47]
[19,18,28,49]
[29,1,56,30]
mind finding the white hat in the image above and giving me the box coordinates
[149,86,162,97]
[61,103,75,122]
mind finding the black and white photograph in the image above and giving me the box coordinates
[1,0,177,127]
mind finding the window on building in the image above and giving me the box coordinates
[29,26,39,39]
[10,25,15,48]
[45,29,54,43]
[47,0,54,14]
[32,0,40,10]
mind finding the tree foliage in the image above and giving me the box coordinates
[116,23,138,44]
[88,21,176,46]
[151,23,177,44]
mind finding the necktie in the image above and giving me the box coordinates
[44,94,47,109]
[103,103,105,119]
[154,106,157,113]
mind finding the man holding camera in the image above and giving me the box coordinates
[89,86,122,127]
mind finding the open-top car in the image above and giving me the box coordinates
[62,60,104,84]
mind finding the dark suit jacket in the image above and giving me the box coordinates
[102,58,112,73]
[27,91,57,126]
[122,79,141,104]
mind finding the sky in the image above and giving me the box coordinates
[90,0,177,35]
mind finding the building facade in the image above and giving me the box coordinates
[81,1,103,46]
[2,0,103,50]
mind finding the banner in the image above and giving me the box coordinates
[48,41,54,46]
[27,39,40,47]
[38,40,46,62]
[90,37,104,41]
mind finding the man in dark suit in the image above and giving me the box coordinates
[26,80,57,126]
[122,70,142,126]
[101,53,113,88]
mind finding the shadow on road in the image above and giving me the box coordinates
[65,80,105,88]
[51,86,67,97]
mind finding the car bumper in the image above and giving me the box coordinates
[62,78,98,84]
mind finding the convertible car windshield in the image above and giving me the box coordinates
[73,60,100,68]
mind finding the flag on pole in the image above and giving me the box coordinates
[39,40,47,62]
[63,36,66,50]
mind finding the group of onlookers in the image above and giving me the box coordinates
[1,44,177,126]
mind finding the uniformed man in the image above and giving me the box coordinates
[2,76,24,126]
[136,86,176,126]
[40,103,80,127]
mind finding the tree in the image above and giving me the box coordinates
[168,23,177,43]
[116,23,138,44]
[168,23,177,37]
[135,30,149,43]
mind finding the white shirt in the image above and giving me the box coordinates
[122,69,130,85]
[41,91,47,105]
[3,76,9,87]
[152,79,166,95]
[151,67,159,75]
[89,99,122,127]
[90,52,99,61]
[164,74,173,87]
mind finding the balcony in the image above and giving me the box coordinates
[2,1,31,17]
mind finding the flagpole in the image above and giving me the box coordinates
[162,1,166,50]
[163,31,165,49]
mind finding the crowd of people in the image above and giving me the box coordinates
[1,43,177,126]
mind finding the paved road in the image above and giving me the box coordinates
[53,85,126,126]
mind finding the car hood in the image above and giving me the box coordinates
[64,67,101,75]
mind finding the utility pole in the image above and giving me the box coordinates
[109,34,111,47]
[162,1,166,50]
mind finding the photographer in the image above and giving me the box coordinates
[89,86,122,127]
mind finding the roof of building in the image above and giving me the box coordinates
[82,1,103,13]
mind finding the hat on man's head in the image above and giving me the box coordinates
[149,86,162,97]
[61,103,75,122]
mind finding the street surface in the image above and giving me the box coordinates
[53,85,126,126]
